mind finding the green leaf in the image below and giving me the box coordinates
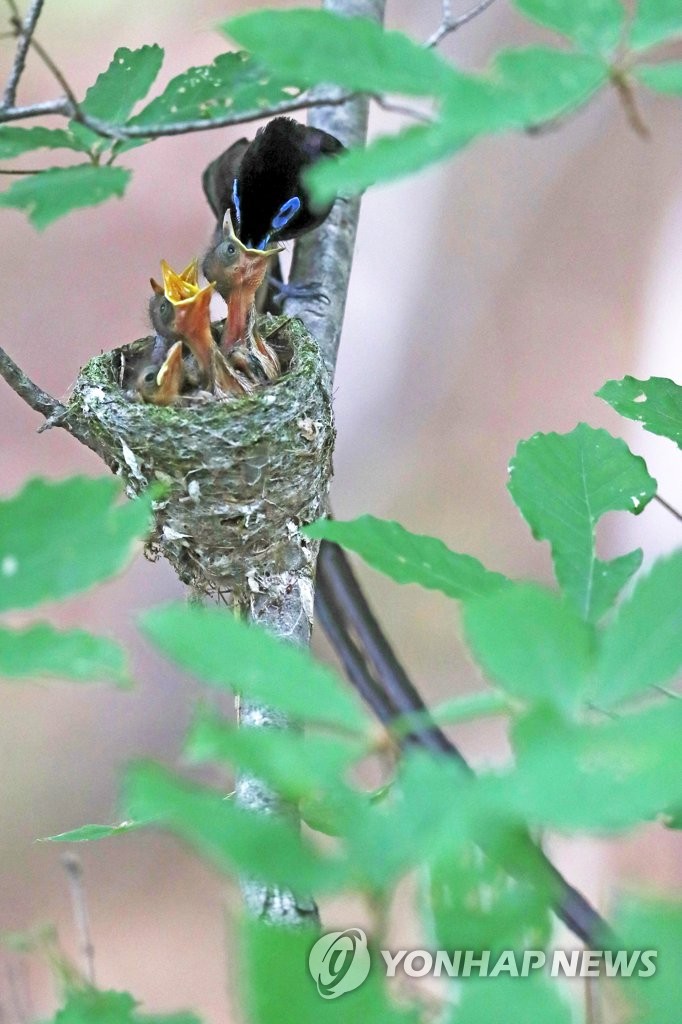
[393,691,511,741]
[127,52,301,133]
[508,702,682,830]
[308,49,607,201]
[488,47,608,126]
[445,976,573,1024]
[594,550,682,707]
[611,898,682,1024]
[635,61,682,93]
[630,0,682,50]
[598,375,682,446]
[346,752,473,891]
[307,117,472,203]
[49,988,200,1024]
[0,126,91,159]
[512,0,624,53]
[42,821,143,843]
[224,10,456,97]
[508,424,656,621]
[186,708,365,802]
[70,45,164,152]
[429,847,552,957]
[0,624,128,685]
[141,604,367,733]
[242,919,420,1024]
[305,516,508,600]
[463,583,595,715]
[124,762,347,893]
[0,477,151,611]
[0,165,131,228]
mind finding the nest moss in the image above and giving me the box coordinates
[67,315,334,603]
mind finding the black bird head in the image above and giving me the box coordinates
[202,116,344,251]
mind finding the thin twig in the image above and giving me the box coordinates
[426,0,499,48]
[61,853,96,986]
[0,165,43,173]
[0,96,70,121]
[655,493,682,523]
[2,0,45,107]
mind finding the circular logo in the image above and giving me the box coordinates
[308,928,371,999]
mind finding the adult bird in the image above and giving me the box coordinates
[202,116,345,302]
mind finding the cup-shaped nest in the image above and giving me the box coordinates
[67,315,334,603]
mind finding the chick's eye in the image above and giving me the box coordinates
[160,299,170,315]
[143,370,156,384]
[227,244,236,255]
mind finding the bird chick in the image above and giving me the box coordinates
[202,210,282,381]
[134,340,185,406]
[158,260,252,398]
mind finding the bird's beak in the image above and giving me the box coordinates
[161,259,200,302]
[221,208,283,259]
[150,277,163,296]
[156,340,184,392]
[173,281,215,337]
[180,258,199,288]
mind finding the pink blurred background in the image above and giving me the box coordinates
[1,1,681,1020]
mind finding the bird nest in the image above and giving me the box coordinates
[66,314,334,605]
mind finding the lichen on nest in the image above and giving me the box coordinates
[66,314,335,604]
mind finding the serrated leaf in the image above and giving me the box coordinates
[308,49,607,201]
[598,375,682,446]
[630,0,682,50]
[610,899,682,1024]
[634,61,682,93]
[512,0,624,53]
[0,477,151,612]
[225,10,456,97]
[0,126,91,159]
[508,702,682,830]
[186,708,365,802]
[70,45,164,152]
[128,51,300,133]
[0,165,131,228]
[49,988,200,1024]
[0,624,128,685]
[141,604,367,733]
[463,583,595,716]
[508,424,656,621]
[42,821,143,843]
[124,762,347,893]
[242,919,421,1024]
[594,550,682,707]
[445,976,573,1024]
[305,517,508,600]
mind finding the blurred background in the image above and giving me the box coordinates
[1,0,680,1019]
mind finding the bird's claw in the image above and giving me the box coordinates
[269,278,330,307]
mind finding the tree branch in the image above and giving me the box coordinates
[2,0,45,108]
[425,0,499,48]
